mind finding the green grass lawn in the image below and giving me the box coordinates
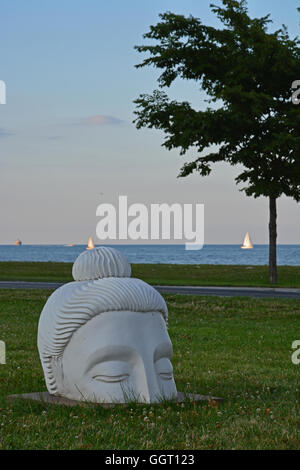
[0,289,299,450]
[1,261,300,287]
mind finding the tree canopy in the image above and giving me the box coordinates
[134,0,300,201]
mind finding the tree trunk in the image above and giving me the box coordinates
[269,196,277,284]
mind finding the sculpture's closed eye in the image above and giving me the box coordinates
[155,357,173,381]
[158,372,173,381]
[90,360,131,384]
[92,373,129,383]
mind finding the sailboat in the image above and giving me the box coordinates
[241,232,253,249]
[86,236,95,250]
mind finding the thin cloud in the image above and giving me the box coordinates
[77,115,123,126]
[0,128,13,138]
[46,135,63,140]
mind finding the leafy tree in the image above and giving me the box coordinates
[134,0,300,284]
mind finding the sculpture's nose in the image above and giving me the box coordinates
[140,362,161,403]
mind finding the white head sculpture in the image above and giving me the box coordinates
[38,247,177,403]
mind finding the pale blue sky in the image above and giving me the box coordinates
[0,0,299,244]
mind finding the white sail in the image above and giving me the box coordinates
[241,232,253,249]
[86,237,95,250]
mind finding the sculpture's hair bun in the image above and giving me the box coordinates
[72,246,131,281]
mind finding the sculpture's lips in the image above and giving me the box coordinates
[92,374,129,383]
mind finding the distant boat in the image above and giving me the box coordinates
[86,237,95,250]
[65,244,74,247]
[241,232,253,249]
[14,239,22,246]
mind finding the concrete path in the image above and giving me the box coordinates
[155,285,300,299]
[1,281,300,299]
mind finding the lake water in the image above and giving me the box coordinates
[0,244,299,265]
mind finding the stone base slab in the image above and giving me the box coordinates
[8,391,223,407]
